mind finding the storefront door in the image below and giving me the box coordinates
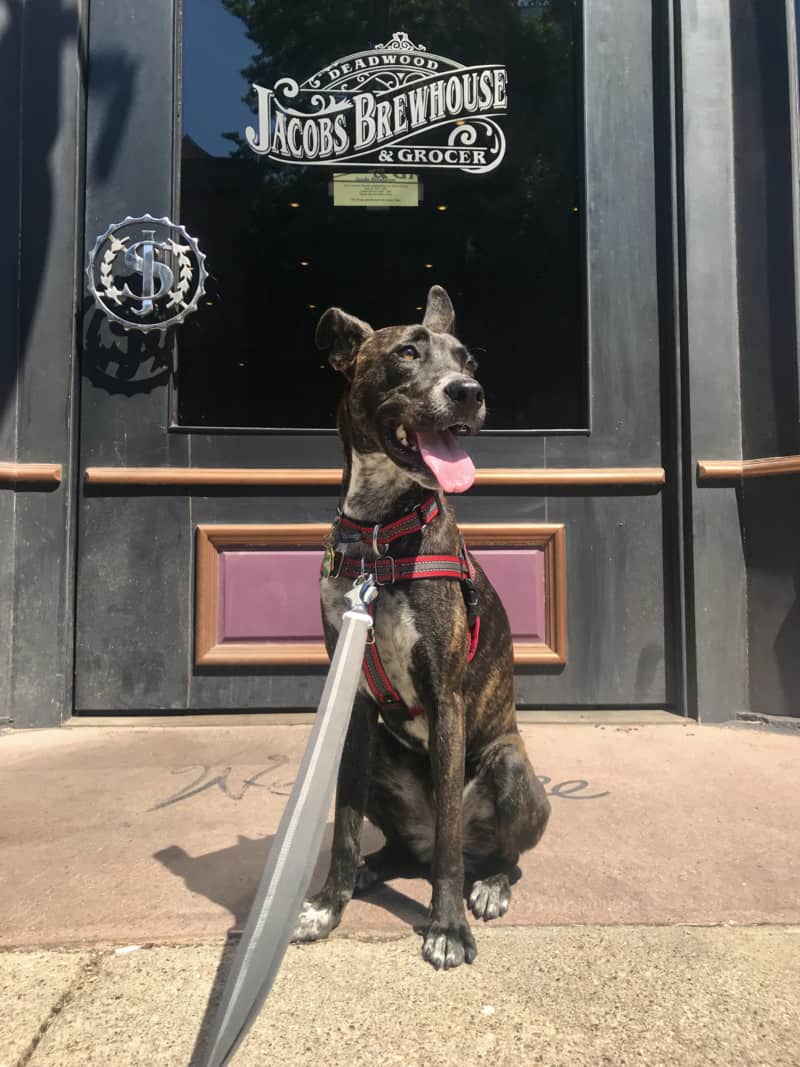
[75,0,678,714]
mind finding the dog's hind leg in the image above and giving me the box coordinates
[356,723,436,895]
[292,694,376,943]
[464,733,551,922]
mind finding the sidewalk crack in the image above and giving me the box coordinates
[15,950,105,1067]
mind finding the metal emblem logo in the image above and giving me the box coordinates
[86,215,208,332]
[246,31,508,174]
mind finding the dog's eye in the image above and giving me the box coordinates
[397,345,419,361]
[465,355,478,372]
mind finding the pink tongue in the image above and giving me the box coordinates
[415,430,476,493]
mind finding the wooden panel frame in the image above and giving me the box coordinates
[195,522,566,667]
[87,466,664,487]
[0,462,61,485]
[698,454,800,480]
[196,524,331,667]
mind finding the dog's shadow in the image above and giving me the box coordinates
[155,826,429,1065]
[154,822,429,933]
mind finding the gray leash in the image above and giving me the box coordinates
[199,575,379,1067]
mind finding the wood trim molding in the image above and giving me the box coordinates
[87,465,664,487]
[475,468,663,486]
[91,468,343,487]
[0,462,62,486]
[698,454,800,481]
[195,522,567,668]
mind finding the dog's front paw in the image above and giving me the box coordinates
[468,874,511,921]
[421,919,477,970]
[292,895,341,943]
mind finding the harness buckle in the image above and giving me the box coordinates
[462,577,480,629]
[375,555,396,586]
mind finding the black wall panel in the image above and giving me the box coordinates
[0,0,83,726]
[732,0,800,718]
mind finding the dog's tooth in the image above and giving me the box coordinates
[396,425,408,445]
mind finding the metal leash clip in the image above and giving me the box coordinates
[346,572,379,643]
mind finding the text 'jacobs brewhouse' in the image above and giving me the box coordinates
[245,32,509,173]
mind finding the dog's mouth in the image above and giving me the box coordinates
[383,422,477,493]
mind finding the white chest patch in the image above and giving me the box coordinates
[321,580,428,747]
[371,590,428,744]
[403,712,430,746]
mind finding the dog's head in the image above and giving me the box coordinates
[316,286,485,493]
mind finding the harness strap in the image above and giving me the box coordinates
[323,505,481,721]
[361,602,414,715]
[336,494,441,550]
[323,552,480,719]
[330,553,471,585]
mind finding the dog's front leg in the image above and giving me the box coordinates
[293,693,376,943]
[423,692,477,970]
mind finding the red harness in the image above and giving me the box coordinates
[322,495,481,718]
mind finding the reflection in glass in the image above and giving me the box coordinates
[178,0,583,430]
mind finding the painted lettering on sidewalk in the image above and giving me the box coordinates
[537,776,610,801]
[152,762,609,810]
[150,755,294,811]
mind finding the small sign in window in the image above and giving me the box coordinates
[332,172,420,208]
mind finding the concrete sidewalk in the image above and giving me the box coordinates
[1,719,799,1064]
[3,927,800,1066]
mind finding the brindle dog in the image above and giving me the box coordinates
[292,285,550,969]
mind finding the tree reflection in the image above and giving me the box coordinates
[179,0,581,430]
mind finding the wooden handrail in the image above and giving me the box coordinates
[85,465,666,488]
[698,454,800,481]
[0,462,62,486]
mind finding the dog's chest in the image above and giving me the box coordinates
[321,580,429,748]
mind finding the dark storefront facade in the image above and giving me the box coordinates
[1,0,799,727]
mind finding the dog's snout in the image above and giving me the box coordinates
[444,378,484,409]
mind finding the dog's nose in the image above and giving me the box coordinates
[444,378,484,408]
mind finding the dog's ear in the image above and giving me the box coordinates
[316,308,373,378]
[422,285,455,334]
